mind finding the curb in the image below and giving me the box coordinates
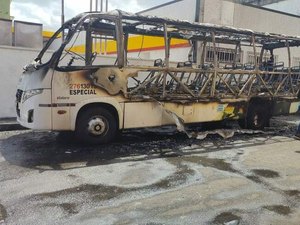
[0,118,28,132]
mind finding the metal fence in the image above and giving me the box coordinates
[0,19,12,46]
[14,20,43,48]
[0,18,43,48]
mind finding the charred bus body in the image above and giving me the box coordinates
[16,10,300,144]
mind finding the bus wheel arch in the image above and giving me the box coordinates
[239,98,273,130]
[75,103,119,144]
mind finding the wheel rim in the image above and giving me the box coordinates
[253,111,264,128]
[254,114,259,126]
[87,116,108,136]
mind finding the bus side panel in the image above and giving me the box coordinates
[162,102,245,125]
[289,101,300,113]
[51,70,126,131]
[51,70,71,130]
[122,101,246,129]
[124,102,163,129]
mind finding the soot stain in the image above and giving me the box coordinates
[263,205,291,215]
[0,203,7,221]
[45,203,79,214]
[212,212,241,224]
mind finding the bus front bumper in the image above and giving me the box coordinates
[16,89,52,130]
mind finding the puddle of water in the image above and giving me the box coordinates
[0,203,7,222]
[252,169,280,178]
[263,205,291,215]
[67,174,78,179]
[284,190,300,199]
[35,163,194,203]
[34,158,196,203]
[144,223,164,225]
[147,155,238,191]
[45,203,78,214]
[182,156,236,173]
[37,184,128,201]
[150,164,195,189]
[213,212,241,224]
[59,203,78,214]
[246,175,263,184]
[93,186,127,201]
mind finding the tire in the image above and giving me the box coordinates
[237,118,246,129]
[245,104,269,130]
[75,107,117,144]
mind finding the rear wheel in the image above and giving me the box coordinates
[239,104,270,130]
[75,107,117,144]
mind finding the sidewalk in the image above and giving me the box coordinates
[0,118,27,131]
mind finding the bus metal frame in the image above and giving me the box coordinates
[17,10,300,143]
[44,10,300,102]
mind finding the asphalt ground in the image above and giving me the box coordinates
[0,118,25,132]
[0,115,299,225]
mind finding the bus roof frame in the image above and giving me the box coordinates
[41,10,300,69]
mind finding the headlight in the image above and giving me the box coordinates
[22,89,43,103]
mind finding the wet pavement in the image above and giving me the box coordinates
[0,115,299,225]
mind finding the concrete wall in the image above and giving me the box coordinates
[140,0,197,22]
[0,46,50,118]
[202,0,300,37]
[233,4,300,36]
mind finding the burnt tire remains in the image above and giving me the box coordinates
[240,102,271,130]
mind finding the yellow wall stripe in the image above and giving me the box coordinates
[70,35,190,54]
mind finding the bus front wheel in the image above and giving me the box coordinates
[75,107,117,144]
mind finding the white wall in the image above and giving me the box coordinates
[233,4,300,36]
[0,46,50,118]
[127,47,191,63]
[202,0,300,37]
[140,0,197,22]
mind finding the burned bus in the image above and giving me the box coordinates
[16,10,300,144]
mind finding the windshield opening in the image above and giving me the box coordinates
[34,15,120,70]
[34,28,65,65]
[57,19,118,69]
